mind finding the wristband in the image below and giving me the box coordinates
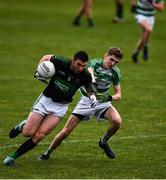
[108,95,113,101]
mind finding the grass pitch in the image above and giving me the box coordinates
[0,0,166,179]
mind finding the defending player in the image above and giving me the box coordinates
[38,46,123,160]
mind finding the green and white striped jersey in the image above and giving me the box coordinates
[80,58,121,96]
[137,0,163,16]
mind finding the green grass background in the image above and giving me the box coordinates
[0,0,166,179]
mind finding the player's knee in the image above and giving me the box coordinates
[146,27,153,33]
[22,127,33,137]
[116,117,122,127]
[112,116,122,128]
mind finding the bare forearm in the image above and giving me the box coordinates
[39,55,53,63]
[112,93,121,101]
[112,85,121,101]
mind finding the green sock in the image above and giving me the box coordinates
[8,151,19,159]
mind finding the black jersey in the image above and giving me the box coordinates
[43,55,92,103]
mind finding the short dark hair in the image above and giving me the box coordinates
[73,51,89,62]
[106,47,123,60]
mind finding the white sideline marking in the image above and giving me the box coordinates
[1,134,166,150]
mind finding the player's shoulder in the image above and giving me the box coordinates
[89,58,103,66]
[53,55,70,64]
[51,55,70,70]
[90,58,103,63]
[112,66,121,77]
